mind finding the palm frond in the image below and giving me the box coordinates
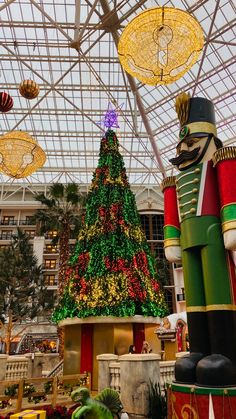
[49,183,65,198]
[65,183,79,195]
[35,193,55,208]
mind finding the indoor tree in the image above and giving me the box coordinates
[33,183,85,297]
[0,229,50,354]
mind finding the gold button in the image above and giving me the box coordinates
[191,198,197,204]
[193,178,199,183]
[190,208,196,213]
[180,213,185,217]
[179,204,183,209]
[176,187,179,192]
[192,188,198,193]
[194,168,200,173]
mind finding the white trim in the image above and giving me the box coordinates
[196,162,207,216]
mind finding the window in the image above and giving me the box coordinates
[24,216,35,225]
[2,216,16,225]
[45,244,58,253]
[0,230,13,240]
[44,275,57,286]
[140,214,164,241]
[24,230,35,238]
[140,215,150,239]
[45,230,58,239]
[140,212,175,313]
[44,259,57,269]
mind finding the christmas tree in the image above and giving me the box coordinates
[53,129,168,322]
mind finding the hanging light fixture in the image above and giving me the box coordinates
[19,79,40,99]
[118,7,204,85]
[0,131,46,178]
[0,92,13,112]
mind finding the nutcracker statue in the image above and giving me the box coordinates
[162,93,236,386]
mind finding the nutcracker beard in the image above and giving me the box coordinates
[169,147,200,166]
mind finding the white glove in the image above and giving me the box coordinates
[164,246,182,263]
[223,229,236,251]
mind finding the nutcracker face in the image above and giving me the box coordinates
[170,134,217,171]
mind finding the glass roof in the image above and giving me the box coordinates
[0,0,235,188]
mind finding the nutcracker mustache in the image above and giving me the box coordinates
[169,146,200,166]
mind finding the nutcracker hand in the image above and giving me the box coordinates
[164,246,182,263]
[223,230,236,251]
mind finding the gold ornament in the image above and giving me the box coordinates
[118,7,204,85]
[19,79,40,99]
[0,130,46,178]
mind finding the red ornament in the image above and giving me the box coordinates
[0,92,13,112]
[99,207,106,218]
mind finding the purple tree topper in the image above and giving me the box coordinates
[98,102,123,130]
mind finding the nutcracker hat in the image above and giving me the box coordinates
[175,92,217,144]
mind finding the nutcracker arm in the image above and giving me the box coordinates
[161,177,182,262]
[213,147,236,251]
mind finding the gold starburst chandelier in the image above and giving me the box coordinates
[0,131,46,178]
[118,7,204,85]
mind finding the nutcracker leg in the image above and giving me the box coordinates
[196,222,236,385]
[182,247,210,355]
[175,248,210,383]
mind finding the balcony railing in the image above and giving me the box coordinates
[43,265,58,270]
[0,219,36,226]
[44,247,59,254]
[19,219,36,225]
[45,279,58,286]
[0,233,14,240]
[0,220,17,225]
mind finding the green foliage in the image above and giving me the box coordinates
[0,229,52,323]
[148,381,167,419]
[5,383,18,397]
[155,257,172,288]
[33,182,85,240]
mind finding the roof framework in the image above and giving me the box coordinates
[0,0,235,189]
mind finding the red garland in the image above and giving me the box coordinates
[75,252,90,275]
[151,279,160,292]
[99,206,106,218]
[133,252,150,276]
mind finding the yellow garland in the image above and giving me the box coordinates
[105,174,124,185]
[75,273,129,308]
[122,225,146,243]
[78,221,103,241]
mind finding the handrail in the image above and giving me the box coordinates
[0,373,91,414]
[47,360,64,377]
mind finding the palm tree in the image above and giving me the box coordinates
[34,183,85,297]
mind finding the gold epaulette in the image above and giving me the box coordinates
[161,176,176,192]
[213,146,236,166]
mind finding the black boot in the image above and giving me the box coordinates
[175,352,204,384]
[196,354,236,386]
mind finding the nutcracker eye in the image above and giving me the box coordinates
[186,139,194,147]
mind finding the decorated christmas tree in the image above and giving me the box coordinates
[53,128,168,322]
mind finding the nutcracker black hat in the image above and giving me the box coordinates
[175,93,217,144]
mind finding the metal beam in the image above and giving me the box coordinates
[99,0,166,177]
